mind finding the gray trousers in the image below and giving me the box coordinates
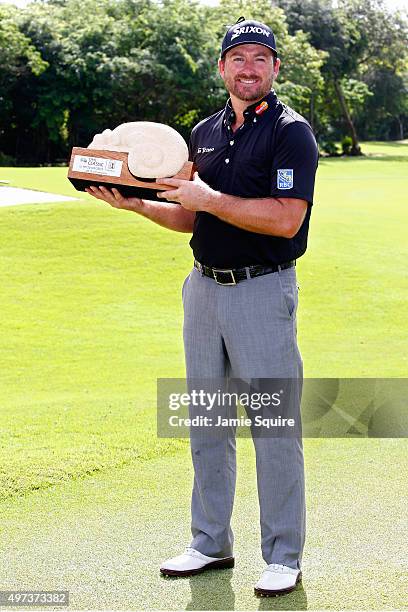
[182,265,305,570]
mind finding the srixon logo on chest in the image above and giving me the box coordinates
[197,147,215,154]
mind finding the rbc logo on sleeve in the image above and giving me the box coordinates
[277,169,294,189]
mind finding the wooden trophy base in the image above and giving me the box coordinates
[67,147,194,202]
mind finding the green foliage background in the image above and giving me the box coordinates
[0,0,407,163]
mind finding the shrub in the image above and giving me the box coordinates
[320,140,340,157]
[0,151,16,166]
[341,136,353,155]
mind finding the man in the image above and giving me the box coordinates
[86,17,318,597]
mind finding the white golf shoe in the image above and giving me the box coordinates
[254,563,302,596]
[160,547,234,577]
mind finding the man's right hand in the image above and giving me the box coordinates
[85,184,195,233]
[85,185,143,212]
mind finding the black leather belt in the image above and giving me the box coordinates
[194,259,295,286]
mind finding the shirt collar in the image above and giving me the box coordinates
[224,99,236,126]
[224,90,278,126]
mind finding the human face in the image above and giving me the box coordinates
[218,44,280,103]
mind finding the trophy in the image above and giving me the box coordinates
[67,122,195,201]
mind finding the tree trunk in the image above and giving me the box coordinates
[396,116,404,140]
[333,79,363,156]
[309,93,315,131]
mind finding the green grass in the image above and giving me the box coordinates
[0,142,407,610]
[1,438,407,610]
[0,141,407,501]
[0,198,191,500]
[0,166,83,197]
[301,140,407,376]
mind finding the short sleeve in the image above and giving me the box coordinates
[270,121,319,205]
[188,137,193,162]
[188,126,197,162]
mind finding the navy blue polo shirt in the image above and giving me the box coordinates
[188,90,319,268]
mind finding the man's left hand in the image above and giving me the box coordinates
[157,172,219,211]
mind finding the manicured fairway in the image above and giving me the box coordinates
[1,439,407,610]
[0,142,407,610]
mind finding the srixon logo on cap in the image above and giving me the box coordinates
[231,25,271,41]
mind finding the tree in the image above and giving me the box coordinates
[274,0,408,153]
[359,67,408,140]
[0,4,47,160]
[2,0,404,164]
[15,0,220,157]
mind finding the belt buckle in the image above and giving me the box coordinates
[212,268,236,285]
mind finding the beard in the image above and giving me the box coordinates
[223,71,273,102]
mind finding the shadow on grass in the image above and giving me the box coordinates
[319,155,408,165]
[258,584,307,611]
[185,569,235,609]
[167,568,309,610]
[319,140,408,164]
[364,141,408,149]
